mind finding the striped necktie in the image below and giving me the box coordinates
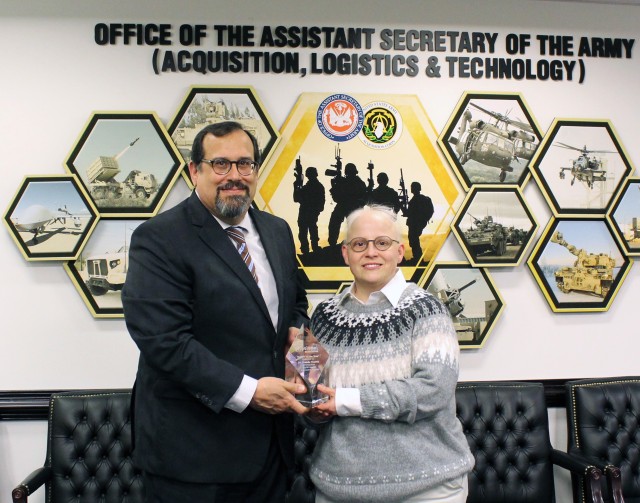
[225,226,259,284]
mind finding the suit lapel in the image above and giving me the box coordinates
[251,208,286,334]
[188,194,272,324]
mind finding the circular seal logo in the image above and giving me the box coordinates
[316,94,364,142]
[358,102,403,149]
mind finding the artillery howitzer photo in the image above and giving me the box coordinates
[550,231,615,298]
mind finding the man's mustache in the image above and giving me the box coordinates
[218,181,249,193]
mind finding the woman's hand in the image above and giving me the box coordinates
[308,384,337,421]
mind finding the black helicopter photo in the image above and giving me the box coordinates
[555,142,616,189]
[441,97,541,187]
[530,121,632,215]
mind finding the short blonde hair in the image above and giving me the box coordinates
[344,204,402,242]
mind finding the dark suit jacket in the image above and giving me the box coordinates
[122,192,308,484]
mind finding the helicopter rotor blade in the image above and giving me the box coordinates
[470,102,507,122]
[554,142,583,152]
[589,149,617,154]
[554,142,616,155]
[469,102,533,132]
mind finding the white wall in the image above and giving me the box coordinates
[1,1,638,501]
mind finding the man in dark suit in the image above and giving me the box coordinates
[122,121,309,502]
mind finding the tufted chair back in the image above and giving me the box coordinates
[456,381,557,502]
[12,390,144,503]
[286,381,605,503]
[566,376,640,503]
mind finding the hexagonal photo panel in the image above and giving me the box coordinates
[530,119,633,216]
[609,177,640,256]
[527,217,632,312]
[256,92,463,292]
[438,92,542,189]
[166,86,280,188]
[64,218,144,318]
[451,185,538,267]
[420,262,504,349]
[4,175,99,261]
[65,112,184,217]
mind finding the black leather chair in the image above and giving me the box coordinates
[566,377,640,503]
[458,381,604,503]
[287,416,318,503]
[288,381,606,503]
[12,390,144,503]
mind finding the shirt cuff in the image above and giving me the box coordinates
[335,387,361,416]
[225,375,258,413]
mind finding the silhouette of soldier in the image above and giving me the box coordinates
[405,181,434,262]
[369,172,401,213]
[328,162,367,246]
[293,167,325,254]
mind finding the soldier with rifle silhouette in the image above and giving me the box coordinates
[405,181,434,263]
[326,147,367,247]
[293,157,325,254]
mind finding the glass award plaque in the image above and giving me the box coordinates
[285,325,329,406]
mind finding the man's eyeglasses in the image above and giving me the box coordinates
[346,236,399,252]
[200,158,258,176]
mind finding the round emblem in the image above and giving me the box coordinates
[316,94,364,142]
[358,102,403,149]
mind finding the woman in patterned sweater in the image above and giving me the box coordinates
[308,204,474,503]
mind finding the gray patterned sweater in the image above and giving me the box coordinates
[308,283,474,502]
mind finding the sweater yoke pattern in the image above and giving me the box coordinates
[312,285,459,389]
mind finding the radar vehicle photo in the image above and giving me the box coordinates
[86,137,158,201]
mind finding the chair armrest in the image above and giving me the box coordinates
[551,449,607,503]
[603,465,624,503]
[12,466,52,503]
[567,448,625,503]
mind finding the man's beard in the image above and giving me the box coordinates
[215,181,251,219]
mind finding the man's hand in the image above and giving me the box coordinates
[250,377,309,415]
